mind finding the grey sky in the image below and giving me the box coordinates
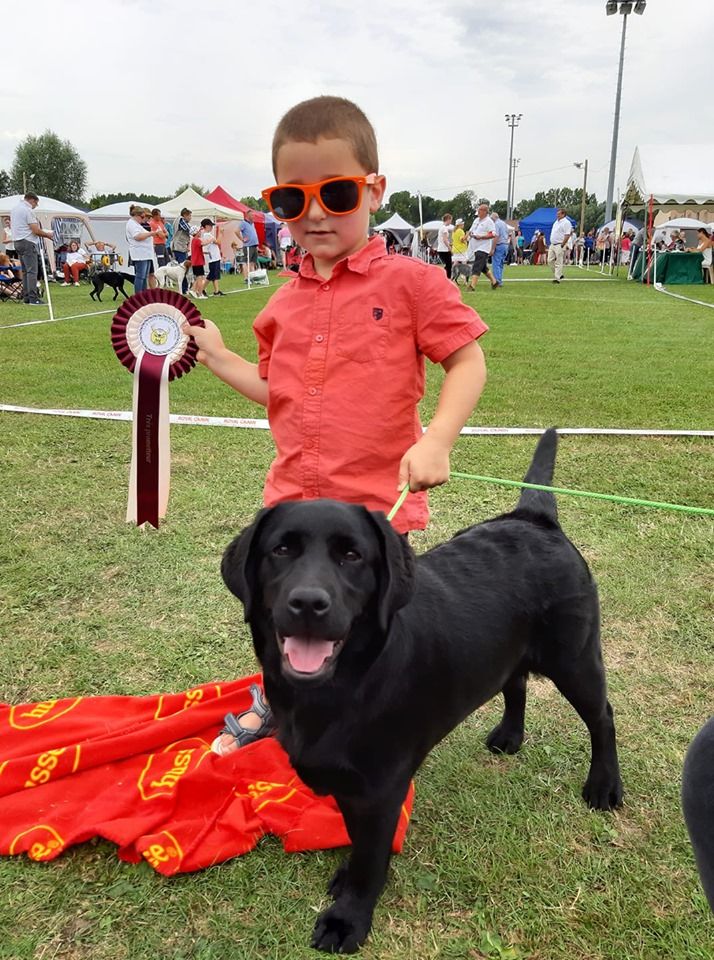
[2,0,710,206]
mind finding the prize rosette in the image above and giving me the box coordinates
[111,289,204,529]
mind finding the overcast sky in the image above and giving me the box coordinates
[2,0,710,207]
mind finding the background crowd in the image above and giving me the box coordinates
[2,192,712,305]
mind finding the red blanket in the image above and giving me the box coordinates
[0,675,413,875]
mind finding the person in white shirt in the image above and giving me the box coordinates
[60,240,90,285]
[10,192,55,305]
[436,213,454,279]
[200,218,225,296]
[126,205,161,292]
[467,203,497,290]
[548,208,572,283]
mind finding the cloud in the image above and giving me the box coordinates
[2,0,711,206]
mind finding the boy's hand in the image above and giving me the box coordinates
[181,318,226,366]
[397,435,451,492]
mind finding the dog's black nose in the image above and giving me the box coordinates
[287,588,331,618]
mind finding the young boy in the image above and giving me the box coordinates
[188,228,207,299]
[182,96,488,752]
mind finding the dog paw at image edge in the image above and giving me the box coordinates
[311,899,373,954]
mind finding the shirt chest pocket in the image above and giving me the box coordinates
[335,306,390,363]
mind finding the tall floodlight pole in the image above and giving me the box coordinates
[605,0,646,224]
[505,114,522,220]
[510,158,520,217]
[575,160,588,236]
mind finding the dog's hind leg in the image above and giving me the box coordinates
[486,671,527,755]
[545,643,622,811]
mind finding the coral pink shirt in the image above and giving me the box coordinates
[253,236,488,532]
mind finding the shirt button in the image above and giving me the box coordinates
[322,284,330,291]
[308,387,318,396]
[315,334,324,343]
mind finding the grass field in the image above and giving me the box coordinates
[1,264,713,959]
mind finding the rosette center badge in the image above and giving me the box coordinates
[111,289,204,529]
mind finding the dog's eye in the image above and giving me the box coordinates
[272,543,291,557]
[339,550,361,564]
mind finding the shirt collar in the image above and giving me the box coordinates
[298,235,387,281]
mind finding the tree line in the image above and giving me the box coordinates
[2,129,609,231]
[377,188,609,234]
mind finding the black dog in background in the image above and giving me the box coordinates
[221,429,623,953]
[682,717,714,912]
[89,271,134,302]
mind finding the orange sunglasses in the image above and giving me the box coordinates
[261,174,378,223]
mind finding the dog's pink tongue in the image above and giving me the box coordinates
[283,636,334,673]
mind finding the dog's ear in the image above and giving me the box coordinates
[221,508,272,622]
[364,509,416,632]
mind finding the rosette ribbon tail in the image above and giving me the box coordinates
[127,351,171,529]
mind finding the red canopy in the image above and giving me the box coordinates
[205,186,266,244]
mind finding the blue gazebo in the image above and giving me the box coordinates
[519,207,577,244]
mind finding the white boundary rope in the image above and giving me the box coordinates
[653,282,714,310]
[2,405,712,437]
[0,280,272,331]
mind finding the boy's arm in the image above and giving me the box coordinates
[181,319,268,407]
[397,340,486,492]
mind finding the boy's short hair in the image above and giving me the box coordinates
[272,96,379,177]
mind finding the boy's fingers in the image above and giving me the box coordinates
[397,460,409,492]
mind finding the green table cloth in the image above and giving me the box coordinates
[632,251,704,284]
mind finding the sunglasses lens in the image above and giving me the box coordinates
[268,186,306,221]
[319,179,360,214]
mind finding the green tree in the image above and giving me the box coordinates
[10,131,88,206]
[88,191,168,210]
[0,169,10,196]
[383,190,420,224]
[240,195,269,213]
[450,190,478,225]
[174,182,207,197]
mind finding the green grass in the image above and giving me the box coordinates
[1,265,713,959]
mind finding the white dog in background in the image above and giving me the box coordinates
[155,260,189,289]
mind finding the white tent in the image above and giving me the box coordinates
[374,212,414,249]
[655,216,711,232]
[0,193,96,271]
[159,187,245,223]
[625,146,714,210]
[597,219,642,236]
[375,212,414,232]
[88,199,156,217]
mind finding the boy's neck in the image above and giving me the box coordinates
[311,236,371,280]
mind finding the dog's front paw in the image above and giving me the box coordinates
[311,899,372,954]
[582,766,623,811]
[327,860,349,900]
[486,721,524,755]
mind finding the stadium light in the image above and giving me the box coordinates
[574,161,589,240]
[504,114,522,220]
[604,1,646,222]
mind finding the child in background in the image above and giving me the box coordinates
[188,229,207,299]
[183,96,488,752]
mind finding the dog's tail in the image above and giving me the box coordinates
[515,428,558,522]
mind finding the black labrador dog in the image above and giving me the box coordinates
[89,270,134,301]
[222,430,623,953]
[682,717,714,912]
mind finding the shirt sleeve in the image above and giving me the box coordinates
[253,303,277,379]
[414,263,488,364]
